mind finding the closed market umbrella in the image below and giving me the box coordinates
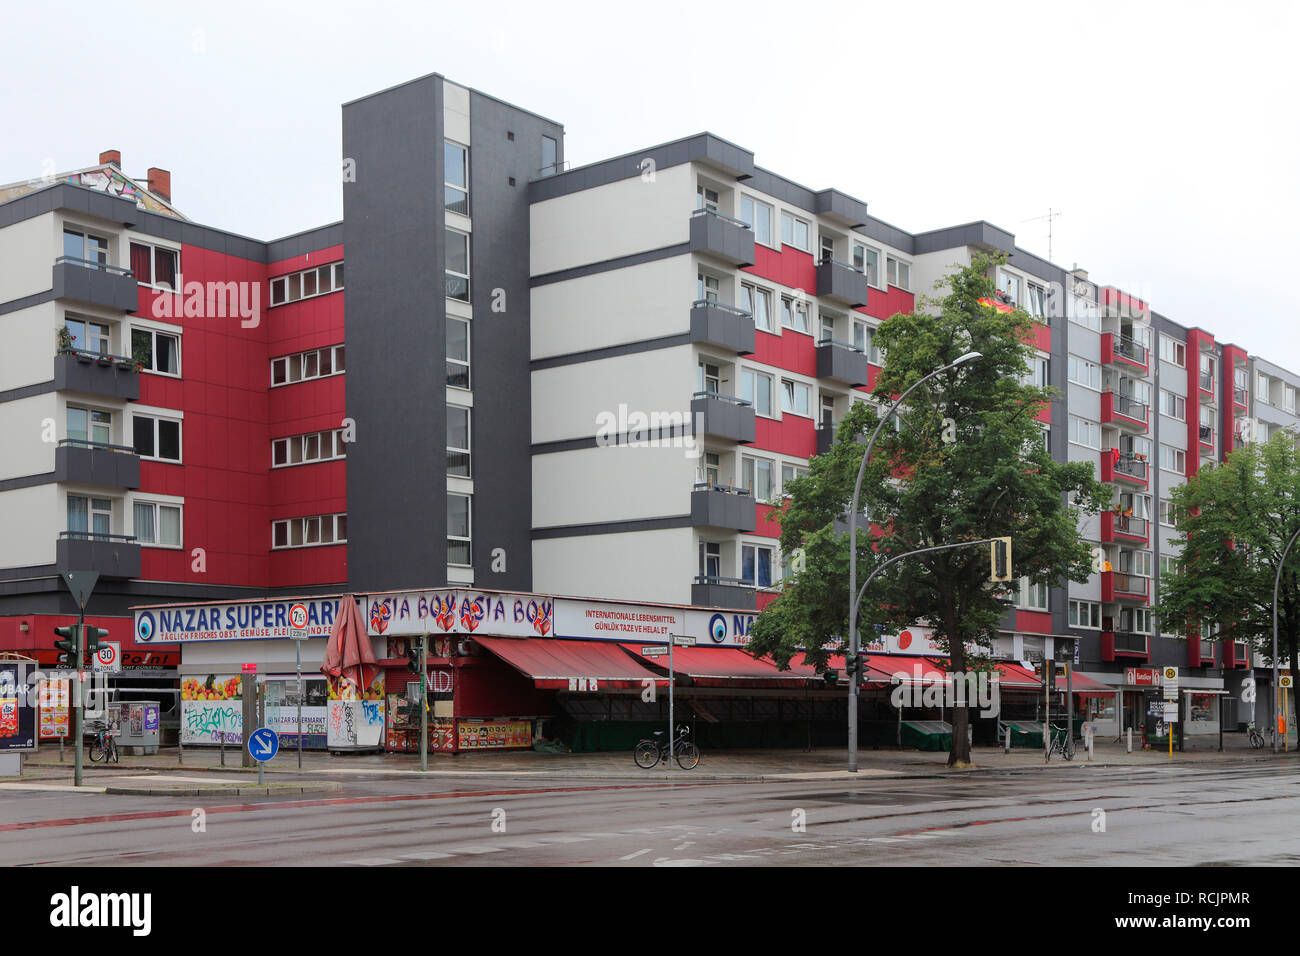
[319,594,379,695]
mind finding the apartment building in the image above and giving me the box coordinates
[1,71,1296,736]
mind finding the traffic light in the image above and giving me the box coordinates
[822,668,839,687]
[405,639,423,675]
[844,653,862,680]
[83,625,108,656]
[990,536,1013,582]
[53,624,80,667]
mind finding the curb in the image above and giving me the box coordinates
[103,782,342,797]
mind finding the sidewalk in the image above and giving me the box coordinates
[7,732,1295,787]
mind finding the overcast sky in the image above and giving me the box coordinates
[4,0,1296,370]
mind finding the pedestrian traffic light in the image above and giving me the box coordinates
[405,639,422,675]
[990,536,1012,582]
[822,668,839,687]
[53,624,80,667]
[83,625,108,656]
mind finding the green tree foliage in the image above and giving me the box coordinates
[1156,432,1300,685]
[748,255,1109,766]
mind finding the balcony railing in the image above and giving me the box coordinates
[56,530,141,578]
[1199,369,1214,391]
[1112,513,1148,538]
[690,299,755,354]
[1198,424,1214,445]
[815,339,870,386]
[1111,570,1148,597]
[54,256,133,277]
[1233,386,1248,406]
[1112,631,1149,654]
[1114,335,1147,365]
[1112,394,1148,423]
[693,390,749,406]
[691,391,756,444]
[815,256,868,307]
[691,484,756,532]
[689,208,755,266]
[1199,639,1216,662]
[691,575,758,611]
[52,257,139,312]
[1113,454,1148,481]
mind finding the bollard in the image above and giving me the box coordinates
[1004,726,1011,753]
[1126,727,1132,753]
[1087,726,1094,761]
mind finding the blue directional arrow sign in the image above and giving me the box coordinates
[248,727,279,762]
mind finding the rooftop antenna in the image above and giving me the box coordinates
[1022,209,1061,261]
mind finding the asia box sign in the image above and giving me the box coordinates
[363,590,554,638]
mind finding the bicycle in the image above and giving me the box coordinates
[634,725,699,770]
[1248,722,1265,749]
[1045,723,1075,762]
[86,721,119,764]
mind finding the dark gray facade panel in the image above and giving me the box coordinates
[54,445,140,489]
[0,289,56,316]
[690,489,756,533]
[531,333,691,372]
[814,188,869,227]
[913,221,1016,257]
[56,537,140,579]
[855,218,915,255]
[688,212,754,266]
[468,90,565,589]
[815,343,869,386]
[531,515,693,539]
[815,260,869,307]
[0,472,56,492]
[689,304,754,355]
[745,168,818,214]
[51,261,139,313]
[342,74,447,592]
[0,379,56,405]
[0,183,137,229]
[531,436,603,455]
[267,222,345,262]
[693,395,756,444]
[530,243,690,287]
[52,352,139,401]
[691,582,757,611]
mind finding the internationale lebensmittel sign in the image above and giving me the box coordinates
[134,596,344,643]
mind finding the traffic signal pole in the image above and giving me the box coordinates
[419,631,428,773]
[73,613,83,788]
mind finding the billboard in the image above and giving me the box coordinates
[0,661,37,753]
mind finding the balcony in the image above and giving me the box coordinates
[816,421,837,457]
[53,350,140,401]
[54,440,140,489]
[1111,631,1149,655]
[1233,386,1248,408]
[1102,511,1149,545]
[813,189,869,228]
[688,209,755,267]
[691,392,755,444]
[1101,332,1148,373]
[815,257,868,308]
[815,339,870,386]
[57,532,140,579]
[1102,569,1148,603]
[1101,451,1149,487]
[1198,424,1214,448]
[1101,391,1149,431]
[689,300,755,355]
[1193,639,1216,666]
[691,484,756,532]
[51,257,138,313]
[691,576,757,611]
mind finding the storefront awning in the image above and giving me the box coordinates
[474,637,668,690]
[995,662,1042,689]
[624,644,813,688]
[869,655,949,684]
[1057,671,1112,693]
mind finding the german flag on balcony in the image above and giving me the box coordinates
[978,292,1015,314]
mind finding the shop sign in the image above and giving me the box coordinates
[559,601,682,642]
[1126,667,1160,686]
[364,590,553,638]
[135,597,343,643]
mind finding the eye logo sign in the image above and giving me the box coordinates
[709,614,727,643]
[135,613,155,643]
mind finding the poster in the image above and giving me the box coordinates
[39,678,70,739]
[0,663,37,752]
[456,719,532,751]
[327,670,385,748]
[181,675,242,745]
[384,698,456,753]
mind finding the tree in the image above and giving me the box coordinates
[747,254,1109,766]
[1156,431,1300,710]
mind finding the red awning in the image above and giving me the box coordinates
[868,654,948,684]
[626,644,812,688]
[1057,671,1113,693]
[995,662,1042,689]
[474,637,668,690]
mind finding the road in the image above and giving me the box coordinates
[3,761,1299,866]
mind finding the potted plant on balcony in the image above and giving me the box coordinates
[56,326,75,353]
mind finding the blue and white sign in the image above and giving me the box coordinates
[247,727,279,762]
[133,597,345,643]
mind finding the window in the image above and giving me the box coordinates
[270,262,343,306]
[1069,295,1101,331]
[1159,335,1186,368]
[854,244,881,287]
[445,229,470,301]
[447,405,470,477]
[697,271,720,303]
[272,345,345,387]
[780,212,810,251]
[1160,555,1179,576]
[63,228,107,266]
[781,463,808,496]
[740,369,773,417]
[131,328,180,375]
[739,195,773,246]
[64,317,110,355]
[67,406,112,446]
[998,271,1021,308]
[541,135,558,176]
[740,283,772,333]
[273,513,347,549]
[444,141,469,216]
[781,296,811,334]
[129,241,178,289]
[780,379,811,417]
[1021,354,1049,389]
[1067,355,1101,390]
[67,495,112,536]
[447,318,470,389]
[702,452,720,488]
[1159,444,1186,474]
[133,501,181,547]
[699,361,721,395]
[1158,389,1186,421]
[699,541,721,580]
[1159,499,1178,526]
[1122,550,1154,577]
[132,413,181,462]
[1025,282,1048,320]
[1068,416,1100,449]
[1256,373,1271,405]
[1019,577,1049,610]
[448,494,471,565]
[742,456,774,503]
[1286,386,1298,414]
[741,543,774,588]
[869,332,885,366]
[887,257,911,291]
[1069,600,1101,629]
[696,184,719,212]
[272,429,346,467]
[1130,607,1153,632]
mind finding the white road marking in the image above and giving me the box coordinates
[619,848,652,861]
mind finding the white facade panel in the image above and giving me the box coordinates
[533,528,692,605]
[0,484,57,568]
[0,393,58,480]
[533,444,694,528]
[1,300,58,391]
[0,212,55,303]
[443,81,471,145]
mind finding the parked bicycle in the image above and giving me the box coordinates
[634,725,699,770]
[1045,723,1074,761]
[86,720,119,764]
[1248,722,1266,749]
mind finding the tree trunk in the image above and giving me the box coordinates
[946,605,972,767]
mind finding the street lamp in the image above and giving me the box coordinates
[1272,524,1300,754]
[847,351,981,772]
